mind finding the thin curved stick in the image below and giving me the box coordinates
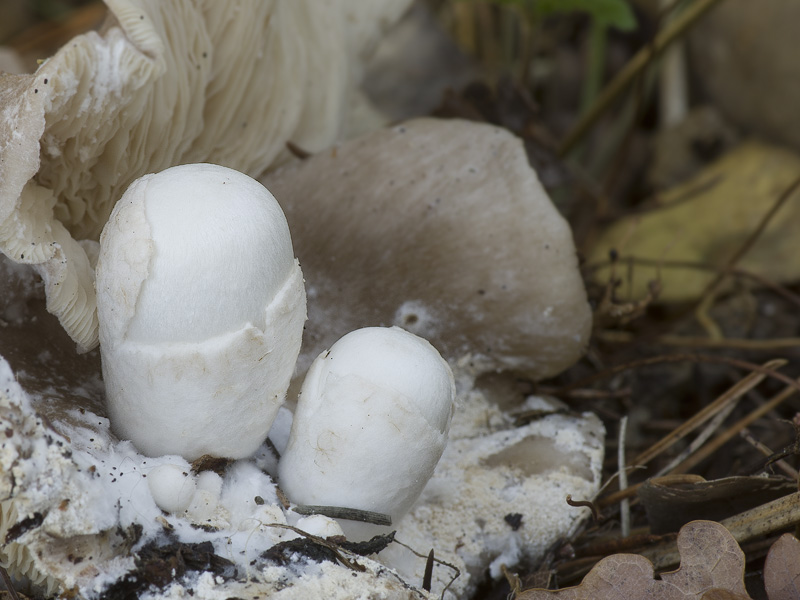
[554,354,800,396]
[597,331,800,351]
[558,0,727,156]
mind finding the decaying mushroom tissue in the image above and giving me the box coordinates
[0,2,603,599]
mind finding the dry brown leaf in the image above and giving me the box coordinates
[639,476,796,535]
[518,554,660,600]
[518,521,748,599]
[701,590,751,600]
[764,534,800,600]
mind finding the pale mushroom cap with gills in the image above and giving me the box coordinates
[0,0,413,353]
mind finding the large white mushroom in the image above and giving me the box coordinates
[689,0,800,152]
[0,1,591,382]
[96,163,306,459]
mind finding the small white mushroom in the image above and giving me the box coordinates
[278,326,455,535]
[96,163,306,460]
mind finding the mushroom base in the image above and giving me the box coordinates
[0,256,604,600]
[101,264,306,460]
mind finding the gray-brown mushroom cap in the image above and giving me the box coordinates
[263,118,592,379]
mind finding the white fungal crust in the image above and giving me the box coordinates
[0,351,436,599]
[0,0,412,352]
[96,164,306,460]
[278,326,456,533]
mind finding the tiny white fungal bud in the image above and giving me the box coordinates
[295,515,345,539]
[147,465,197,514]
[186,471,223,521]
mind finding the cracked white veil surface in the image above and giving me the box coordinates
[0,0,411,352]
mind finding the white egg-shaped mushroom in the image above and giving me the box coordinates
[147,465,197,514]
[96,163,306,460]
[278,326,455,535]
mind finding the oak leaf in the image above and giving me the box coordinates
[700,590,751,599]
[518,521,748,599]
[764,533,800,600]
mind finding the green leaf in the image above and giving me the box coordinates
[453,0,637,31]
[535,0,636,29]
[481,0,636,30]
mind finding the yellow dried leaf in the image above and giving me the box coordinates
[589,142,800,303]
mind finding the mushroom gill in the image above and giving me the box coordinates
[0,0,411,352]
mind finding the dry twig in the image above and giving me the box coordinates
[558,0,727,155]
